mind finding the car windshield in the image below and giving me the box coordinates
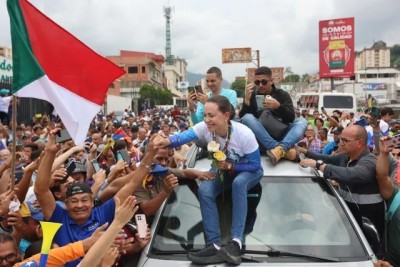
[151,177,368,261]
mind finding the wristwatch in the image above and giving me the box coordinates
[315,160,324,171]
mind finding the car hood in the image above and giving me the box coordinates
[138,257,374,267]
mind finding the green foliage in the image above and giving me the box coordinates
[301,73,311,83]
[230,78,246,98]
[391,44,400,67]
[283,74,300,83]
[139,84,173,105]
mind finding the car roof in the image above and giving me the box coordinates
[190,150,316,177]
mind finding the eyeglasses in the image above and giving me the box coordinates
[0,253,17,263]
[339,138,361,144]
[254,79,269,86]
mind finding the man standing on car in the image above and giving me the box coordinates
[299,125,385,239]
[240,66,307,165]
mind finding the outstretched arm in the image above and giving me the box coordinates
[77,196,137,267]
[33,129,60,220]
[376,137,395,200]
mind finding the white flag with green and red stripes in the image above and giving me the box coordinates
[7,0,125,145]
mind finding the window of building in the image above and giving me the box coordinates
[128,66,138,74]
[142,66,146,74]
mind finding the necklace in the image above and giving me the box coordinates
[212,121,232,154]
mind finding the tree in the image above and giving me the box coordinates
[391,44,400,67]
[139,84,173,106]
[283,74,300,83]
[230,78,246,98]
[283,66,300,83]
[301,73,311,83]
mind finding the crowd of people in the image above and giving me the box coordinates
[0,66,397,266]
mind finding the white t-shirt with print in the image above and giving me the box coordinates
[192,121,259,163]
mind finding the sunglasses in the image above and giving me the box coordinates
[254,79,269,86]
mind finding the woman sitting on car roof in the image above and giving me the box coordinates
[154,95,263,265]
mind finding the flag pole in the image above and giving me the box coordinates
[10,95,17,191]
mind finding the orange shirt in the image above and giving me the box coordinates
[15,241,85,267]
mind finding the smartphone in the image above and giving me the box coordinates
[91,159,101,172]
[135,214,147,239]
[117,150,131,165]
[187,86,195,94]
[62,161,76,183]
[384,134,400,149]
[56,129,72,143]
[195,85,203,94]
[321,107,325,113]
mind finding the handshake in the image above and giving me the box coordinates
[149,134,171,150]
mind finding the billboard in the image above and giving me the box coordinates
[0,56,12,84]
[363,83,387,90]
[222,48,252,64]
[319,17,354,78]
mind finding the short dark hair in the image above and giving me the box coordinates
[381,107,394,116]
[255,66,272,76]
[206,67,222,78]
[333,110,342,116]
[0,233,17,251]
[314,118,324,125]
[24,143,39,151]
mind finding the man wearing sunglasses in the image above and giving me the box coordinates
[298,125,385,240]
[239,66,307,165]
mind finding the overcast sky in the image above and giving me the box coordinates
[1,0,399,82]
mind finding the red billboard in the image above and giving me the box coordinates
[319,17,354,78]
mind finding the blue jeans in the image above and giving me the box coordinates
[198,169,264,245]
[241,114,308,151]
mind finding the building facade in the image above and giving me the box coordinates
[164,57,186,98]
[355,41,391,70]
[107,50,165,90]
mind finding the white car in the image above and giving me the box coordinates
[136,146,378,266]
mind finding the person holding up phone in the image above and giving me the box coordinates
[188,67,237,125]
[239,66,307,165]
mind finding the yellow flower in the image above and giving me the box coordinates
[207,141,220,152]
[213,150,226,161]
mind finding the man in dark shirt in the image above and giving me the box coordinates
[299,125,385,239]
[239,66,307,165]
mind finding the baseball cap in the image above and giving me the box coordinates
[332,126,344,135]
[20,202,44,221]
[71,162,87,174]
[66,182,93,198]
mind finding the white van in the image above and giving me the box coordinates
[295,92,357,115]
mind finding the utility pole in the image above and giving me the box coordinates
[164,6,173,65]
